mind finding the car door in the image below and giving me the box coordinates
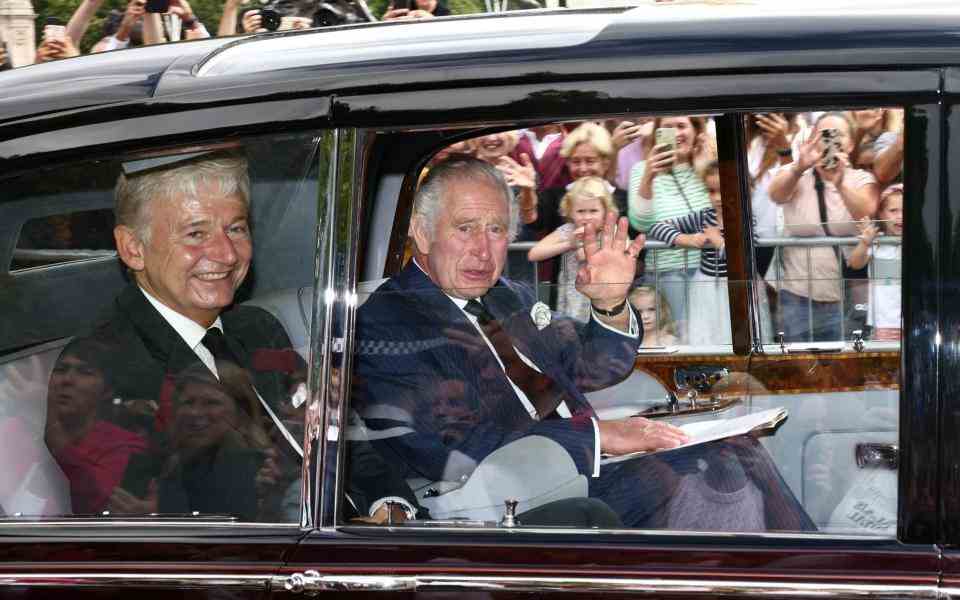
[935,65,960,596]
[274,67,943,598]
[0,70,334,597]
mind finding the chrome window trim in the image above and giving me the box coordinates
[311,127,361,529]
[0,520,301,530]
[337,524,897,541]
[271,572,937,597]
[0,573,269,590]
[301,128,338,531]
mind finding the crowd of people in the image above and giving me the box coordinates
[436,110,904,346]
[2,0,452,66]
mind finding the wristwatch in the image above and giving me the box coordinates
[592,298,627,317]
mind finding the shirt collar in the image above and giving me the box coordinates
[139,286,223,351]
[411,258,471,311]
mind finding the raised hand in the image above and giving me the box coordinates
[611,120,645,151]
[795,131,823,173]
[856,216,879,244]
[702,225,725,249]
[817,150,850,186]
[754,112,791,153]
[496,153,535,190]
[575,211,644,305]
[646,143,675,176]
[241,9,263,32]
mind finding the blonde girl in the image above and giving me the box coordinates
[528,176,619,322]
[846,184,903,341]
[628,286,678,347]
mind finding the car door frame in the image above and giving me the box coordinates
[284,66,945,597]
[0,89,332,597]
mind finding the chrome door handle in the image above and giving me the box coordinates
[855,443,899,470]
[281,571,415,595]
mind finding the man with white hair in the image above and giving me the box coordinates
[56,151,419,522]
[355,156,814,530]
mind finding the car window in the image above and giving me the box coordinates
[13,208,116,271]
[341,105,903,537]
[0,132,322,524]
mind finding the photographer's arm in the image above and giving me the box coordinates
[66,0,104,46]
[217,0,244,36]
[143,12,166,44]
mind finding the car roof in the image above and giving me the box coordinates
[1,3,960,130]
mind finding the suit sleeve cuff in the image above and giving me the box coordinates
[368,496,418,519]
[591,416,601,477]
[590,305,639,338]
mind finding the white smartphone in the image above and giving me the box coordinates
[43,24,66,42]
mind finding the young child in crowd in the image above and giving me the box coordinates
[628,285,678,347]
[647,160,731,346]
[846,184,903,341]
[527,176,619,322]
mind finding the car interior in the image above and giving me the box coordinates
[0,108,901,536]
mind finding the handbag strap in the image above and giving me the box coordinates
[813,169,844,266]
[813,169,836,237]
[669,170,695,213]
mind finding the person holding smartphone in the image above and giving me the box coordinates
[35,19,81,62]
[767,111,879,343]
[627,115,713,344]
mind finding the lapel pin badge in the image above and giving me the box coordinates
[530,302,552,331]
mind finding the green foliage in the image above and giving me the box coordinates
[33,0,238,53]
[447,0,485,14]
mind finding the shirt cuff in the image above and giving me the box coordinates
[590,416,601,477]
[590,304,639,338]
[368,496,418,519]
[102,35,130,51]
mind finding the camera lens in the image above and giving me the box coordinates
[260,8,281,31]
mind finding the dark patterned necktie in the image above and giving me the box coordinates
[202,327,239,370]
[464,298,576,420]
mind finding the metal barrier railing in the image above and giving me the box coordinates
[507,235,902,345]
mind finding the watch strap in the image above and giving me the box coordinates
[592,299,627,317]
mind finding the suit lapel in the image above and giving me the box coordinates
[392,264,532,424]
[115,285,206,377]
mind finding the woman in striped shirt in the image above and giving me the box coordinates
[627,116,713,343]
[648,160,732,347]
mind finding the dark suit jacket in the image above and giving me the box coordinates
[65,283,418,520]
[354,263,640,482]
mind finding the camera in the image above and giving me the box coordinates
[819,127,842,170]
[254,0,372,30]
[145,0,170,13]
[259,7,282,31]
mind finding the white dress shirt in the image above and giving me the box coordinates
[140,287,224,378]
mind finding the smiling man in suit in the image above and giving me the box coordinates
[354,156,814,531]
[52,151,420,523]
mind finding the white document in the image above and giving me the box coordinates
[601,407,788,465]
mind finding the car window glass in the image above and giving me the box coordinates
[13,208,116,271]
[747,108,902,536]
[343,109,901,537]
[0,133,321,523]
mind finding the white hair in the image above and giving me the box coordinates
[413,156,519,241]
[115,152,250,243]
